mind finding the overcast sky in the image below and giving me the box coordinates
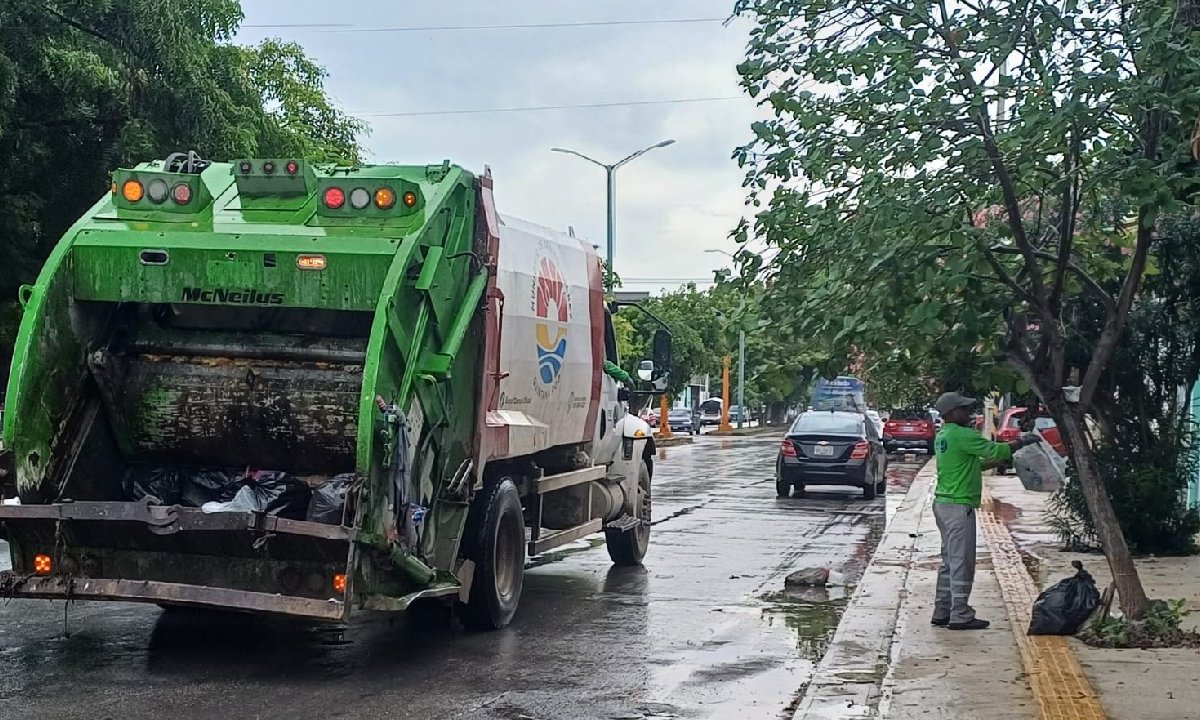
[235,1,764,293]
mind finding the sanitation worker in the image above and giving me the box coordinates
[931,392,1039,630]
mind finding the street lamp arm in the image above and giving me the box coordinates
[550,147,609,169]
[614,139,676,169]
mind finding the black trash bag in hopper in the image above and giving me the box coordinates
[180,470,239,507]
[1028,560,1101,635]
[123,467,185,505]
[200,470,311,519]
[240,471,312,520]
[307,473,354,525]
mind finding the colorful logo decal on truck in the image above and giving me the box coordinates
[534,256,570,386]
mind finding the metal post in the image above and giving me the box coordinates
[737,330,745,429]
[605,166,616,291]
[658,392,672,439]
[719,356,733,433]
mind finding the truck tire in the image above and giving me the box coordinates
[458,478,525,631]
[606,459,651,566]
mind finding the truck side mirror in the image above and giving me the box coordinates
[652,329,672,379]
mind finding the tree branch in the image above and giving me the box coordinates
[989,246,1116,313]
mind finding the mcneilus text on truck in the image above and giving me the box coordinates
[0,152,671,630]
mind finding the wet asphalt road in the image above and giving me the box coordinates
[0,434,921,720]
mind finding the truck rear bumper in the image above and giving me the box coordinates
[0,574,347,620]
[0,501,354,622]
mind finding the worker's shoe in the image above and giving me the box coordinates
[947,618,990,630]
[930,616,949,627]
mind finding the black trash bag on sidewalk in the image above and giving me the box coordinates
[1028,560,1101,635]
[306,473,354,525]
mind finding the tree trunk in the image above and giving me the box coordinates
[1049,398,1151,619]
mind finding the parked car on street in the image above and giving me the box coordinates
[728,405,754,425]
[667,408,696,434]
[698,398,723,429]
[864,409,884,437]
[996,407,1067,456]
[776,411,888,500]
[883,409,936,454]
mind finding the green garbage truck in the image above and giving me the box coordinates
[0,152,669,630]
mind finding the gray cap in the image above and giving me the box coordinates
[934,391,976,415]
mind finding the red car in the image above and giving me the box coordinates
[883,409,936,454]
[996,407,1067,456]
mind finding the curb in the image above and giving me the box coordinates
[653,435,694,447]
[792,461,936,719]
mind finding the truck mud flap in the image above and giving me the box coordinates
[0,502,354,621]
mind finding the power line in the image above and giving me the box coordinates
[356,96,743,118]
[241,17,727,33]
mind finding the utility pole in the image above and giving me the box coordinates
[737,329,746,429]
[719,355,733,432]
[551,140,676,291]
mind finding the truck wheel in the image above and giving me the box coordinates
[458,478,525,631]
[606,460,651,566]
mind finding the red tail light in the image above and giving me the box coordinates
[323,186,346,209]
[850,441,870,459]
[780,440,797,457]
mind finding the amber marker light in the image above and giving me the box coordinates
[297,254,327,271]
[332,573,347,594]
[374,187,396,209]
[33,554,52,575]
[122,179,144,202]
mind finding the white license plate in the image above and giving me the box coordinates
[903,425,915,431]
[813,445,834,456]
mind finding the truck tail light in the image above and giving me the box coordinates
[850,441,870,459]
[780,440,797,457]
[332,573,347,594]
[323,186,346,209]
[172,182,193,205]
[402,191,418,208]
[33,554,52,575]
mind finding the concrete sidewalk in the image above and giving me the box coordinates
[795,462,1200,720]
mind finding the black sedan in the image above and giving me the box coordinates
[775,411,888,500]
[667,408,696,435]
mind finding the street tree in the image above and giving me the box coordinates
[0,1,363,305]
[735,0,1200,617]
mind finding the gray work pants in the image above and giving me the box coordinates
[932,502,977,624]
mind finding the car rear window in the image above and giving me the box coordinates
[792,413,863,436]
[669,410,690,418]
[889,409,931,421]
[1033,417,1057,430]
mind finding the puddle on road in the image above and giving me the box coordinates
[758,590,848,662]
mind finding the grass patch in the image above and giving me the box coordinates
[1081,598,1200,649]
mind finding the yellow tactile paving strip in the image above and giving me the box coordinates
[979,493,1108,720]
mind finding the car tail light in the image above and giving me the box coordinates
[850,441,870,459]
[780,440,797,457]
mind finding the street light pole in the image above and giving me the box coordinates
[551,139,675,291]
[738,329,745,430]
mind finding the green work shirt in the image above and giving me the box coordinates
[933,423,1013,508]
